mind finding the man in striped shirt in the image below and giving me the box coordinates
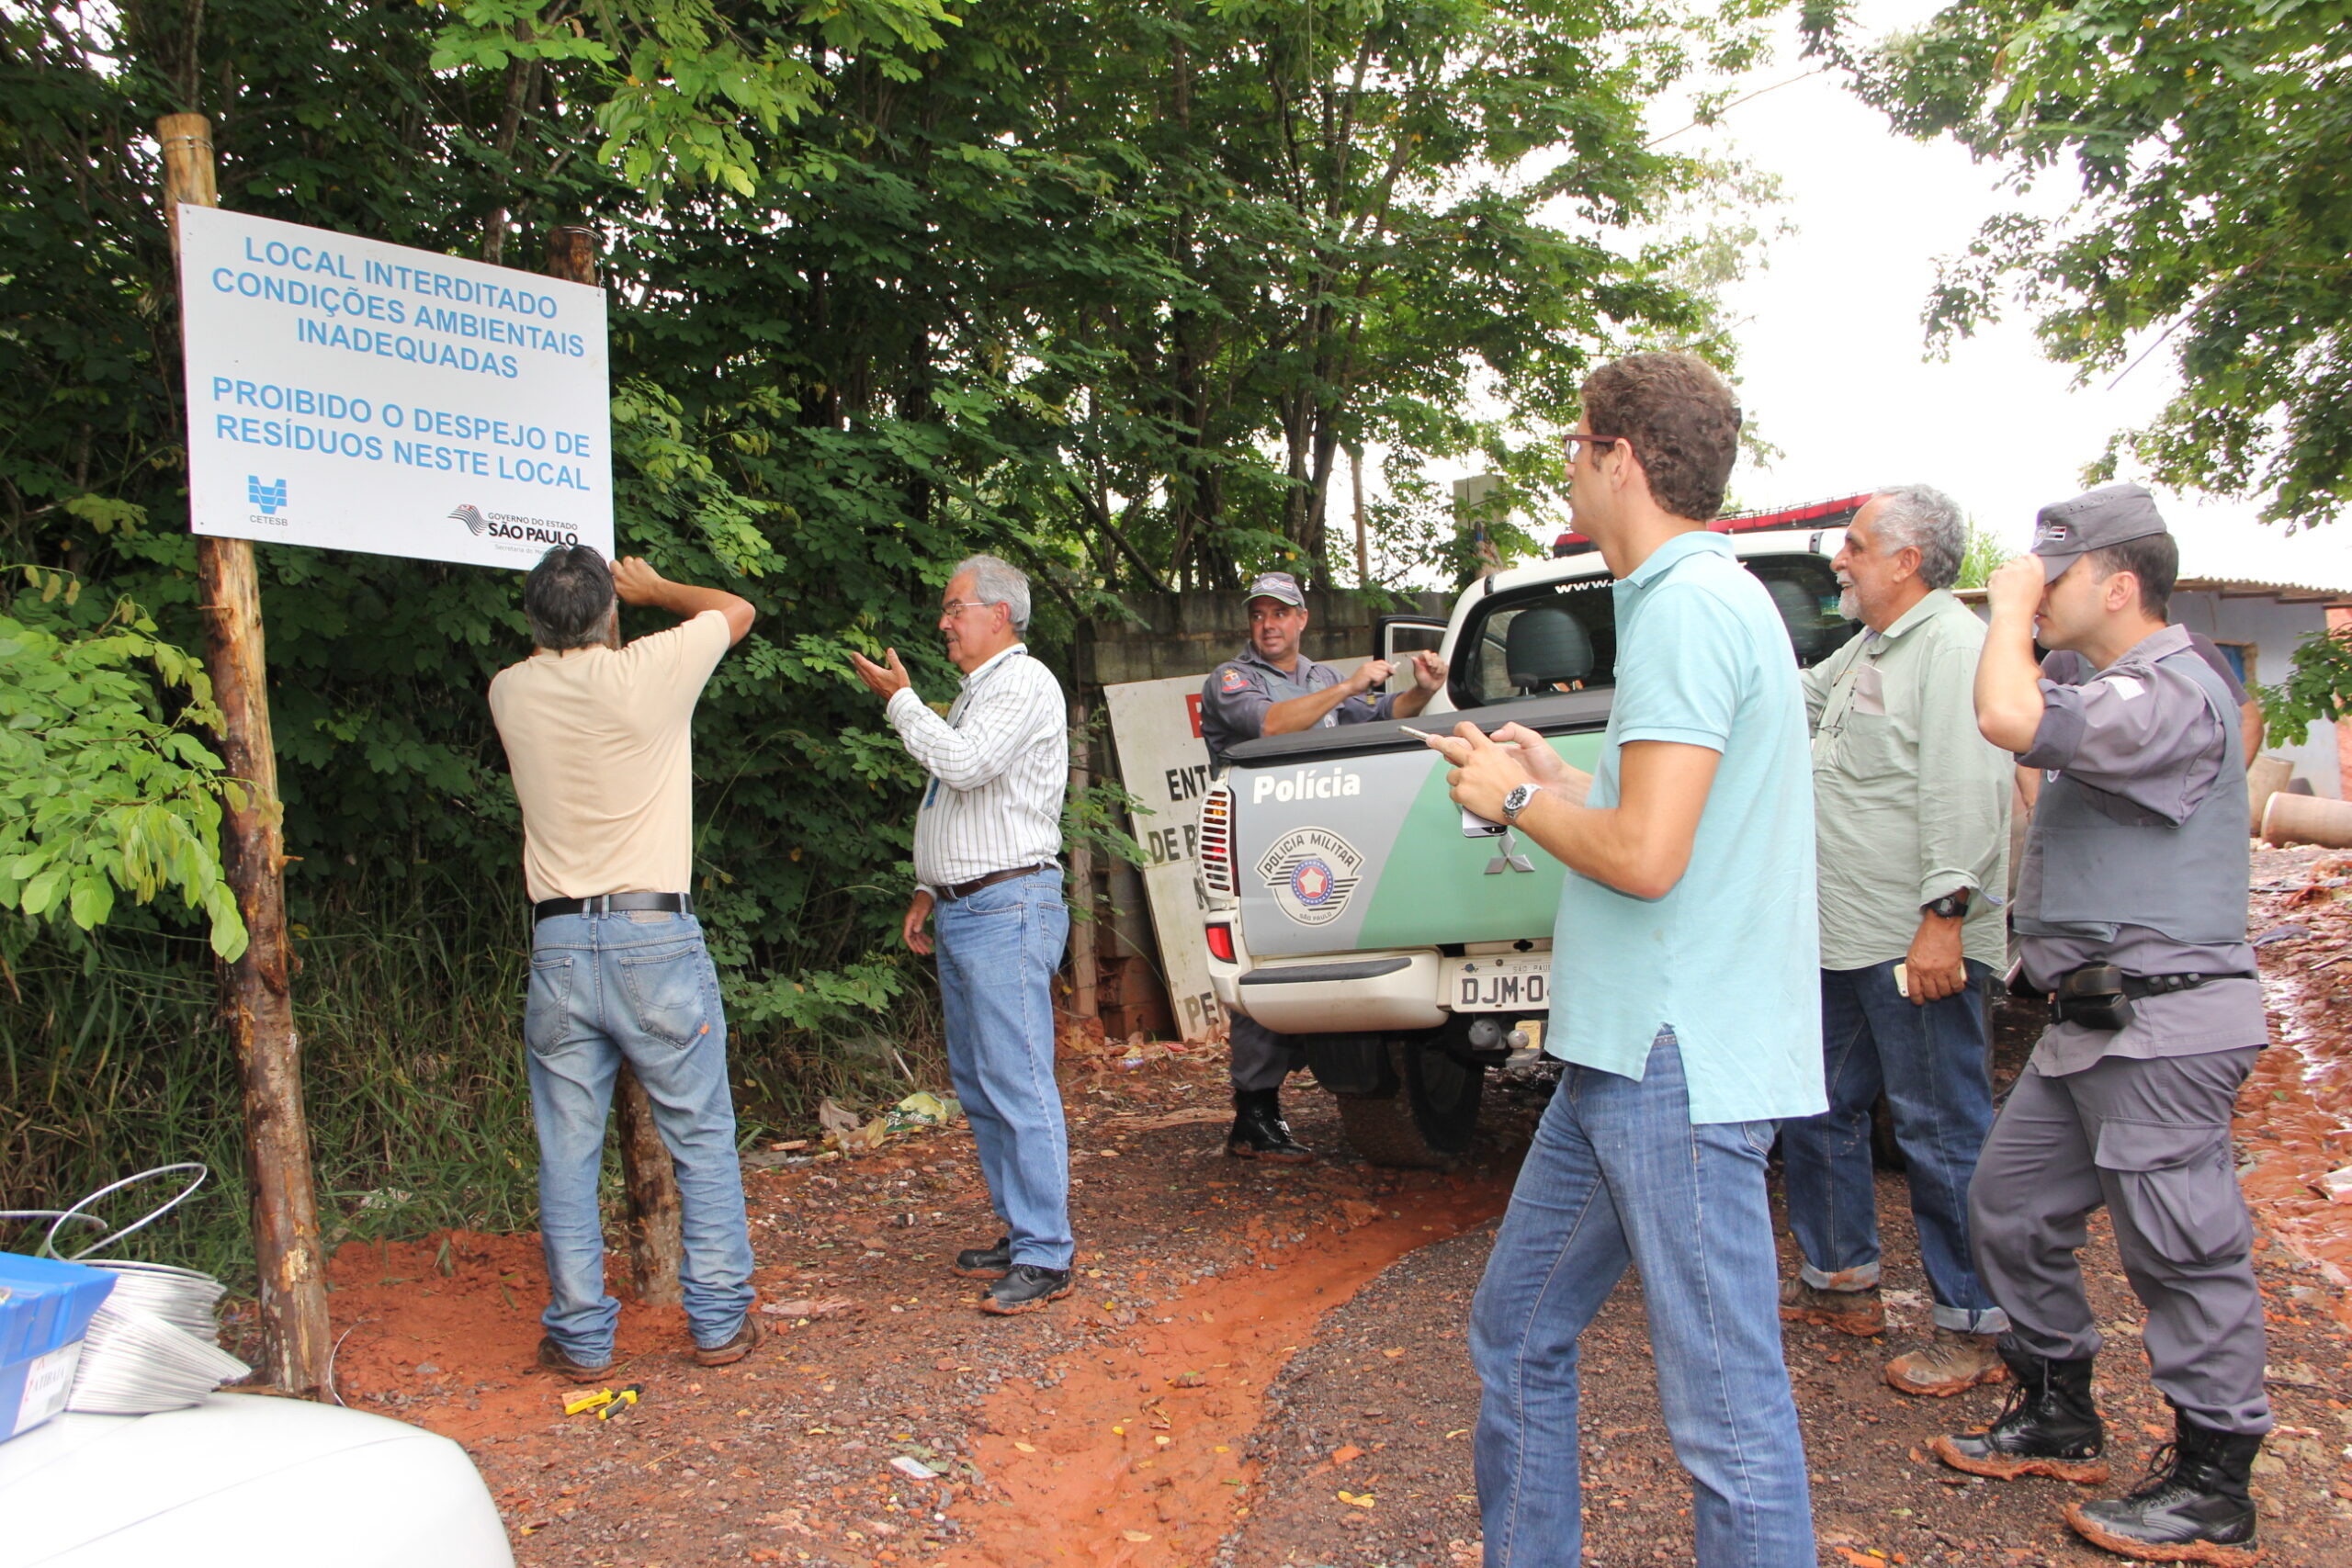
[851,556,1075,1315]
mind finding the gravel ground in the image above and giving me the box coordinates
[1227,848,2352,1568]
[314,848,2352,1568]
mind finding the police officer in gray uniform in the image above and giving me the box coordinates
[1200,570,1445,1160]
[1939,486,2267,1566]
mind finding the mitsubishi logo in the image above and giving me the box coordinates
[1485,826,1535,874]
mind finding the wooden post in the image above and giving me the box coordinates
[1351,445,1370,586]
[544,223,684,1308]
[614,1069,684,1306]
[158,113,330,1397]
[1066,694,1099,1021]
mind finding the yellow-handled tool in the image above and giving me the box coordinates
[563,1383,642,1418]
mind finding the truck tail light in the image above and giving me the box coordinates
[1199,781,1235,896]
[1205,922,1235,964]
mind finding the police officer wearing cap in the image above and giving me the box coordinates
[1199,570,1446,1160]
[1937,486,2269,1564]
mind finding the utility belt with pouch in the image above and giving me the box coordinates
[2048,964,2256,1032]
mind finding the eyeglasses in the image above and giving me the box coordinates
[1564,432,1624,462]
[940,598,1001,617]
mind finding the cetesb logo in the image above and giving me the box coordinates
[448,503,490,536]
[1255,827,1365,927]
[247,476,288,515]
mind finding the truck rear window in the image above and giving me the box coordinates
[1453,555,1851,708]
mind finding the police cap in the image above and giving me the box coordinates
[2030,483,2170,582]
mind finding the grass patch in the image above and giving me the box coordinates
[3,874,944,1288]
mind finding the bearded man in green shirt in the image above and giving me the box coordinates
[1777,484,2016,1396]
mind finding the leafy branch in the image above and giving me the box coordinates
[0,569,248,960]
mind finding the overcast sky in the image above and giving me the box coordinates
[1680,0,2352,587]
[1447,0,2352,591]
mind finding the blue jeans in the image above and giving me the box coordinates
[1470,1031,1814,1568]
[1779,961,2007,1334]
[933,866,1073,1270]
[524,911,755,1360]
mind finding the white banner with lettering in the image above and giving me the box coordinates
[176,205,613,569]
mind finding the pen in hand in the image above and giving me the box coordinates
[1402,723,1520,750]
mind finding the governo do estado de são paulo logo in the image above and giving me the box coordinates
[448,503,580,548]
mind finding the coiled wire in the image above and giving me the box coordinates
[67,1297,249,1414]
[79,1260,226,1342]
[4,1165,251,1415]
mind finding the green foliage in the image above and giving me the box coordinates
[2253,625,2352,750]
[1807,0,2352,529]
[2,0,1767,1260]
[1954,521,2009,590]
[0,570,248,961]
[425,0,956,200]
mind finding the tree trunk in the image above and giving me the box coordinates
[545,220,685,1309]
[1066,689,1098,1021]
[160,112,331,1397]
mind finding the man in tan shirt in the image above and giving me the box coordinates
[489,544,760,1380]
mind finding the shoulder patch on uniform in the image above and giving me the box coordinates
[2100,673,2147,700]
[1220,666,1250,694]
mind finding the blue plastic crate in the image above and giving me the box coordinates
[0,1251,116,1440]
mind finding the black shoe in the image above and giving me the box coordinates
[952,1235,1012,1280]
[1226,1089,1313,1163]
[1931,1339,2109,1483]
[980,1263,1074,1315]
[2064,1411,2262,1566]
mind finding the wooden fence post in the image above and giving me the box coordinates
[1067,694,1099,1021]
[158,113,331,1396]
[543,223,684,1308]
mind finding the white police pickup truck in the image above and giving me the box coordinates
[1196,500,1864,1165]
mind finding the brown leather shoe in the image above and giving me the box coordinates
[693,1314,765,1368]
[1887,1327,2007,1396]
[535,1336,614,1384]
[1778,1277,1885,1337]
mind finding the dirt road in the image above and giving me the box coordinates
[316,852,2352,1567]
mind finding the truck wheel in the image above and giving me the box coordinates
[1334,1036,1483,1168]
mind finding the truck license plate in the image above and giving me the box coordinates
[1449,955,1549,1011]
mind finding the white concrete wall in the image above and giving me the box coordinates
[2169,591,2343,798]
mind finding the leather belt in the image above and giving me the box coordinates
[937,863,1052,902]
[532,892,694,923]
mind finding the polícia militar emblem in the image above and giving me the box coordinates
[1256,827,1364,926]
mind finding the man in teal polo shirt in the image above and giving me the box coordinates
[1429,351,1822,1568]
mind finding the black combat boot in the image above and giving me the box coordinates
[1930,1339,2109,1483]
[2064,1409,2262,1566]
[1225,1089,1313,1163]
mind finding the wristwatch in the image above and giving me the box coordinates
[1924,891,1971,920]
[1502,783,1544,823]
